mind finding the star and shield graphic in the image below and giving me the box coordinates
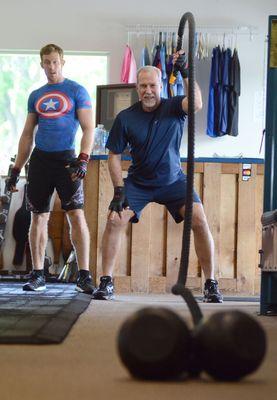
[35,91,72,118]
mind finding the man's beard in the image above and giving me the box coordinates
[142,97,157,108]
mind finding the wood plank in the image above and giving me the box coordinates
[165,212,183,291]
[255,173,264,282]
[219,173,237,278]
[84,160,100,282]
[114,169,132,277]
[236,164,257,294]
[257,164,264,175]
[203,163,221,283]
[149,203,166,277]
[221,163,239,174]
[149,277,166,293]
[218,278,237,292]
[186,277,202,290]
[95,161,113,280]
[181,162,204,174]
[114,276,131,293]
[131,204,151,292]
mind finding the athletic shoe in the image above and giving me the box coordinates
[76,273,95,294]
[93,276,114,300]
[203,279,223,303]
[22,271,46,291]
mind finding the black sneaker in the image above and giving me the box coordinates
[203,279,223,303]
[23,271,46,292]
[76,273,95,294]
[93,276,114,300]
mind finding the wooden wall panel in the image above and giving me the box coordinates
[236,164,257,294]
[203,163,221,281]
[85,160,264,295]
[131,204,151,292]
[166,211,183,291]
[149,203,166,277]
[255,173,264,294]
[219,173,237,279]
[96,161,113,281]
[84,160,99,282]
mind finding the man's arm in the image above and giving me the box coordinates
[77,108,94,155]
[14,113,37,170]
[108,151,124,187]
[172,50,203,113]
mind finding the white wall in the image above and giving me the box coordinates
[1,0,276,158]
[0,0,276,269]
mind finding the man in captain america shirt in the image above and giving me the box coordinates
[6,44,95,294]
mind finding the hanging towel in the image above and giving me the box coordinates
[207,46,223,137]
[227,48,240,136]
[219,48,232,135]
[121,45,137,84]
[140,46,151,67]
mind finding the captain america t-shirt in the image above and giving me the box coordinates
[28,78,92,152]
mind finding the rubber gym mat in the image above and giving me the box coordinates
[0,282,91,344]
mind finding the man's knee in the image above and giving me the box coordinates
[31,212,50,226]
[66,209,86,227]
[192,205,209,231]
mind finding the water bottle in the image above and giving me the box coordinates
[93,124,105,155]
[102,129,109,154]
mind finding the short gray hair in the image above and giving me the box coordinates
[137,66,162,83]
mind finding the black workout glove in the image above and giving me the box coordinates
[174,53,189,79]
[6,167,20,191]
[109,186,129,213]
[69,153,89,180]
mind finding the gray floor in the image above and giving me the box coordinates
[0,293,276,400]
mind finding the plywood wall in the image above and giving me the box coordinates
[84,160,264,295]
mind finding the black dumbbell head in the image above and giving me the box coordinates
[194,310,267,381]
[117,307,192,380]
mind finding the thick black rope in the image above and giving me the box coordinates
[171,12,203,325]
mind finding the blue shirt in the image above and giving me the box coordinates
[28,78,92,152]
[106,96,187,187]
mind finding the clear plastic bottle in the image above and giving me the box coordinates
[102,129,109,154]
[93,124,105,155]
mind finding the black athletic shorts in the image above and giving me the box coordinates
[26,148,84,213]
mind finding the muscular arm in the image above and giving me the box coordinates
[108,151,124,187]
[77,108,94,155]
[14,113,37,170]
[182,78,203,113]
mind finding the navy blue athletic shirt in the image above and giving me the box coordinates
[106,96,187,187]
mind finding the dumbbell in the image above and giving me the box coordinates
[117,306,266,381]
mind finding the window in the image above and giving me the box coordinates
[0,51,108,175]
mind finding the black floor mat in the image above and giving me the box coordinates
[0,282,91,344]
